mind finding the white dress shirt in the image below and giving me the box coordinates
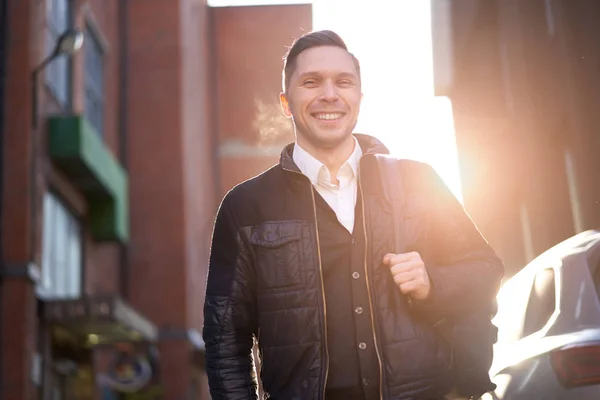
[293,138,363,233]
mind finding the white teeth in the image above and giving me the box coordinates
[314,113,343,120]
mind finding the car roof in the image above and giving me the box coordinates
[514,230,600,277]
[542,229,600,260]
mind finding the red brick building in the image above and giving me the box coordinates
[0,0,311,398]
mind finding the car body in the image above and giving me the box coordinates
[483,230,600,400]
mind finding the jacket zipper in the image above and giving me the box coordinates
[310,187,330,399]
[283,167,330,399]
[359,178,384,400]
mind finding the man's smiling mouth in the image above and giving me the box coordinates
[312,112,345,120]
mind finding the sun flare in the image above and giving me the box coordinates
[208,0,464,202]
[313,0,464,203]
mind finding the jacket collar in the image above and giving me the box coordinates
[279,133,390,173]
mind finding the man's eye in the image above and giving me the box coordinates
[338,80,353,86]
[303,79,317,86]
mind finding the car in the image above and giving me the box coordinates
[481,229,600,400]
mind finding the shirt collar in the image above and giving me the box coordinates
[292,136,362,187]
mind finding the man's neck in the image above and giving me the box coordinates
[297,135,356,184]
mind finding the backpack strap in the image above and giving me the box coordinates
[374,154,407,254]
[375,154,497,399]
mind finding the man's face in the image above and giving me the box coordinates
[280,46,362,150]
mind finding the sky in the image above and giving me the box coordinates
[208,0,463,202]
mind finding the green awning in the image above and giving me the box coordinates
[48,115,128,242]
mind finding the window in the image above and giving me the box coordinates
[84,26,104,136]
[37,192,83,300]
[590,250,600,297]
[45,0,72,107]
[522,268,556,337]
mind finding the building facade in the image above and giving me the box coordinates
[432,0,600,275]
[0,0,311,398]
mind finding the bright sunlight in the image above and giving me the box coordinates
[313,0,463,203]
[208,0,464,203]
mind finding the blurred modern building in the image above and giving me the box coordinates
[432,0,600,276]
[0,0,310,398]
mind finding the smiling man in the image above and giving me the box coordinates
[203,30,504,400]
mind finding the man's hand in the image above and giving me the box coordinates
[383,252,431,301]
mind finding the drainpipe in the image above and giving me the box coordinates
[118,0,129,299]
[0,0,9,393]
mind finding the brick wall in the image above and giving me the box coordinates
[211,4,312,196]
[126,0,215,397]
[2,1,46,397]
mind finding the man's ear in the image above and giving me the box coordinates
[280,92,292,118]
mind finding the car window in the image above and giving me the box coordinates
[589,249,600,298]
[521,268,556,338]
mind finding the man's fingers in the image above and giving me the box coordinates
[393,270,429,298]
[393,272,420,295]
[390,259,422,275]
[398,281,419,295]
[383,252,414,265]
[386,251,431,300]
[383,253,395,264]
[392,271,416,286]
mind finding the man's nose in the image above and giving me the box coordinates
[320,81,339,102]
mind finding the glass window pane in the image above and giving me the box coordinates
[45,0,71,107]
[84,28,104,136]
[46,0,53,23]
[53,202,67,297]
[45,28,57,89]
[522,269,556,337]
[39,194,57,296]
[47,0,69,32]
[56,55,68,105]
[56,0,68,32]
[38,193,83,300]
[66,215,82,298]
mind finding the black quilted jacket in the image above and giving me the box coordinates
[203,134,504,400]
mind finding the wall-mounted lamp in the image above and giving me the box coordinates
[31,29,84,128]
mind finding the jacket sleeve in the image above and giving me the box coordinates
[411,163,504,320]
[203,195,259,400]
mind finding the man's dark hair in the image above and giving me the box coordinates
[282,30,361,92]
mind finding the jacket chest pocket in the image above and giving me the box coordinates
[249,221,306,290]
